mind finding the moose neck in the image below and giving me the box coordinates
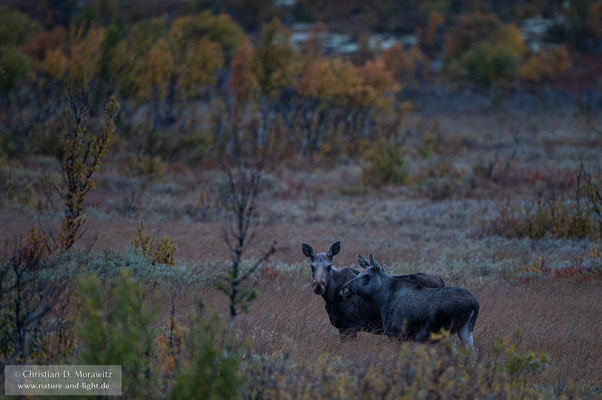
[371,272,395,315]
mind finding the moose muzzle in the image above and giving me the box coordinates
[313,282,326,295]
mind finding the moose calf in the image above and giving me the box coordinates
[342,255,479,348]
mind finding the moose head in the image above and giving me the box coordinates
[301,241,341,295]
[342,255,386,299]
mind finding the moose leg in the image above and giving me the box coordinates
[414,329,431,342]
[458,312,475,349]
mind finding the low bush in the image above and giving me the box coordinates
[362,141,406,186]
[170,316,241,400]
[242,335,563,399]
[489,198,597,240]
[124,153,165,181]
[520,46,571,84]
[488,165,601,241]
[131,219,178,266]
[460,42,521,87]
[76,271,158,398]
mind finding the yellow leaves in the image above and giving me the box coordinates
[169,15,198,48]
[297,55,399,110]
[356,57,400,108]
[132,219,178,266]
[146,38,174,100]
[156,318,185,375]
[297,58,349,102]
[132,219,154,256]
[177,37,224,99]
[519,46,571,84]
[496,25,527,57]
[68,24,105,89]
[41,47,67,79]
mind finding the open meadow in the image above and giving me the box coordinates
[1,1,601,398]
[2,103,601,398]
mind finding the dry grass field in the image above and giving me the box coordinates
[1,108,601,398]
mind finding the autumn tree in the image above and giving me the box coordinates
[379,44,425,85]
[0,6,41,47]
[443,12,504,59]
[229,38,259,105]
[256,18,295,97]
[67,24,105,90]
[110,18,167,99]
[25,27,68,80]
[0,6,40,92]
[169,12,244,57]
[520,46,572,84]
[443,12,526,87]
[0,47,30,92]
[176,37,224,100]
[56,91,119,251]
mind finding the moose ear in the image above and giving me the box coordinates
[328,241,341,260]
[357,254,368,268]
[301,243,315,261]
[369,254,383,272]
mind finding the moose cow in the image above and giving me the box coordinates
[301,242,445,341]
[342,255,479,348]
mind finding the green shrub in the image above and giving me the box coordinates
[76,271,158,398]
[0,46,30,91]
[489,165,601,240]
[489,197,597,240]
[460,42,521,87]
[493,339,550,378]
[362,141,406,186]
[243,336,561,399]
[171,317,241,400]
[125,153,165,181]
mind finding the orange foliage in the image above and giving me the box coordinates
[297,56,399,110]
[41,47,68,79]
[519,46,571,84]
[25,26,66,62]
[297,58,351,102]
[15,228,48,270]
[421,11,444,48]
[355,57,400,109]
[229,38,260,103]
[379,44,425,82]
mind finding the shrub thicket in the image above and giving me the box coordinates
[488,165,601,241]
[362,141,406,186]
[76,271,157,398]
